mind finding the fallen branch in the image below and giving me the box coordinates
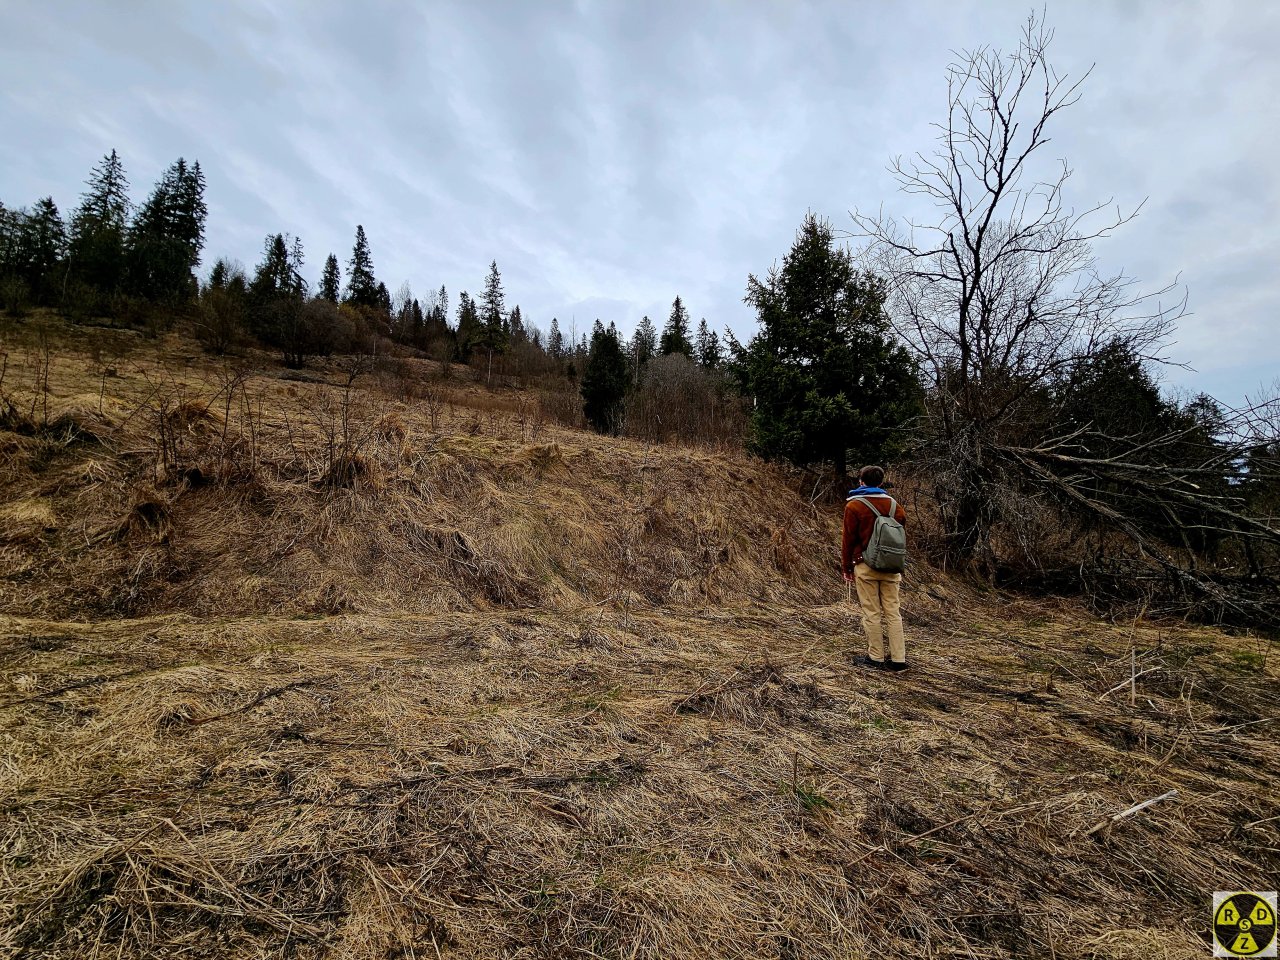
[1098,667,1160,700]
[188,677,335,727]
[1081,789,1178,837]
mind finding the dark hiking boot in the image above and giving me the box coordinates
[854,655,887,671]
[885,660,909,673]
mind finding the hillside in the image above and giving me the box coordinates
[1,318,1277,959]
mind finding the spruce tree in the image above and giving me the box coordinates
[21,197,66,304]
[455,290,480,360]
[476,260,509,382]
[581,321,629,434]
[126,157,205,303]
[659,296,693,357]
[548,317,564,360]
[695,318,721,369]
[344,225,378,306]
[736,213,918,477]
[319,253,341,302]
[173,160,207,268]
[208,259,228,290]
[436,286,448,326]
[410,298,425,344]
[425,285,448,340]
[69,149,131,297]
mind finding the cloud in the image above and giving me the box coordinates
[1,0,1276,405]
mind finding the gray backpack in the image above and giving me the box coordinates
[853,496,907,573]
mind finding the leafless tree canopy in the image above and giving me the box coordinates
[856,14,1182,429]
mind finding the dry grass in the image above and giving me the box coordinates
[0,317,1277,959]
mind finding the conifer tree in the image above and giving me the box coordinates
[173,160,208,267]
[581,321,629,433]
[249,234,305,303]
[695,318,721,369]
[455,290,480,360]
[69,149,131,296]
[126,157,206,303]
[548,317,564,360]
[735,213,918,477]
[475,260,509,382]
[344,225,378,306]
[248,233,309,358]
[208,259,228,291]
[659,296,693,357]
[508,304,525,344]
[411,298,425,344]
[21,197,66,303]
[425,285,449,340]
[376,280,392,315]
[319,253,341,302]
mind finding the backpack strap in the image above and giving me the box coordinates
[851,496,884,518]
[852,496,898,519]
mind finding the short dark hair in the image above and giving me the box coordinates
[859,465,885,487]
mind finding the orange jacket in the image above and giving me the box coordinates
[842,491,907,573]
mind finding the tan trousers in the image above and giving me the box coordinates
[854,562,906,664]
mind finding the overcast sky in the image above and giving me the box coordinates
[2,0,1276,404]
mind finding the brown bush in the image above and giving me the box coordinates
[625,354,747,450]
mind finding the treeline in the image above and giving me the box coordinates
[0,150,755,447]
[4,113,1279,628]
[0,150,205,322]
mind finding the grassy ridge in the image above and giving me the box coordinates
[0,318,1277,958]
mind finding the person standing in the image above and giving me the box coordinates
[842,465,909,672]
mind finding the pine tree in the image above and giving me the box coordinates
[344,225,378,306]
[69,149,131,296]
[736,213,918,477]
[660,296,693,357]
[508,304,526,344]
[319,253,341,302]
[581,321,629,433]
[695,318,721,369]
[376,281,392,315]
[0,202,23,277]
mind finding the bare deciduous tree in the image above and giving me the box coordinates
[853,12,1184,565]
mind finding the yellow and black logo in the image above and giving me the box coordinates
[1214,892,1277,957]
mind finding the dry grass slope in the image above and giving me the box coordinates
[1,318,1277,959]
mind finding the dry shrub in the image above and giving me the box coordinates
[538,384,584,429]
[321,450,380,490]
[625,355,748,450]
[375,412,408,445]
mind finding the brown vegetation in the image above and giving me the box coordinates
[1,317,1277,959]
